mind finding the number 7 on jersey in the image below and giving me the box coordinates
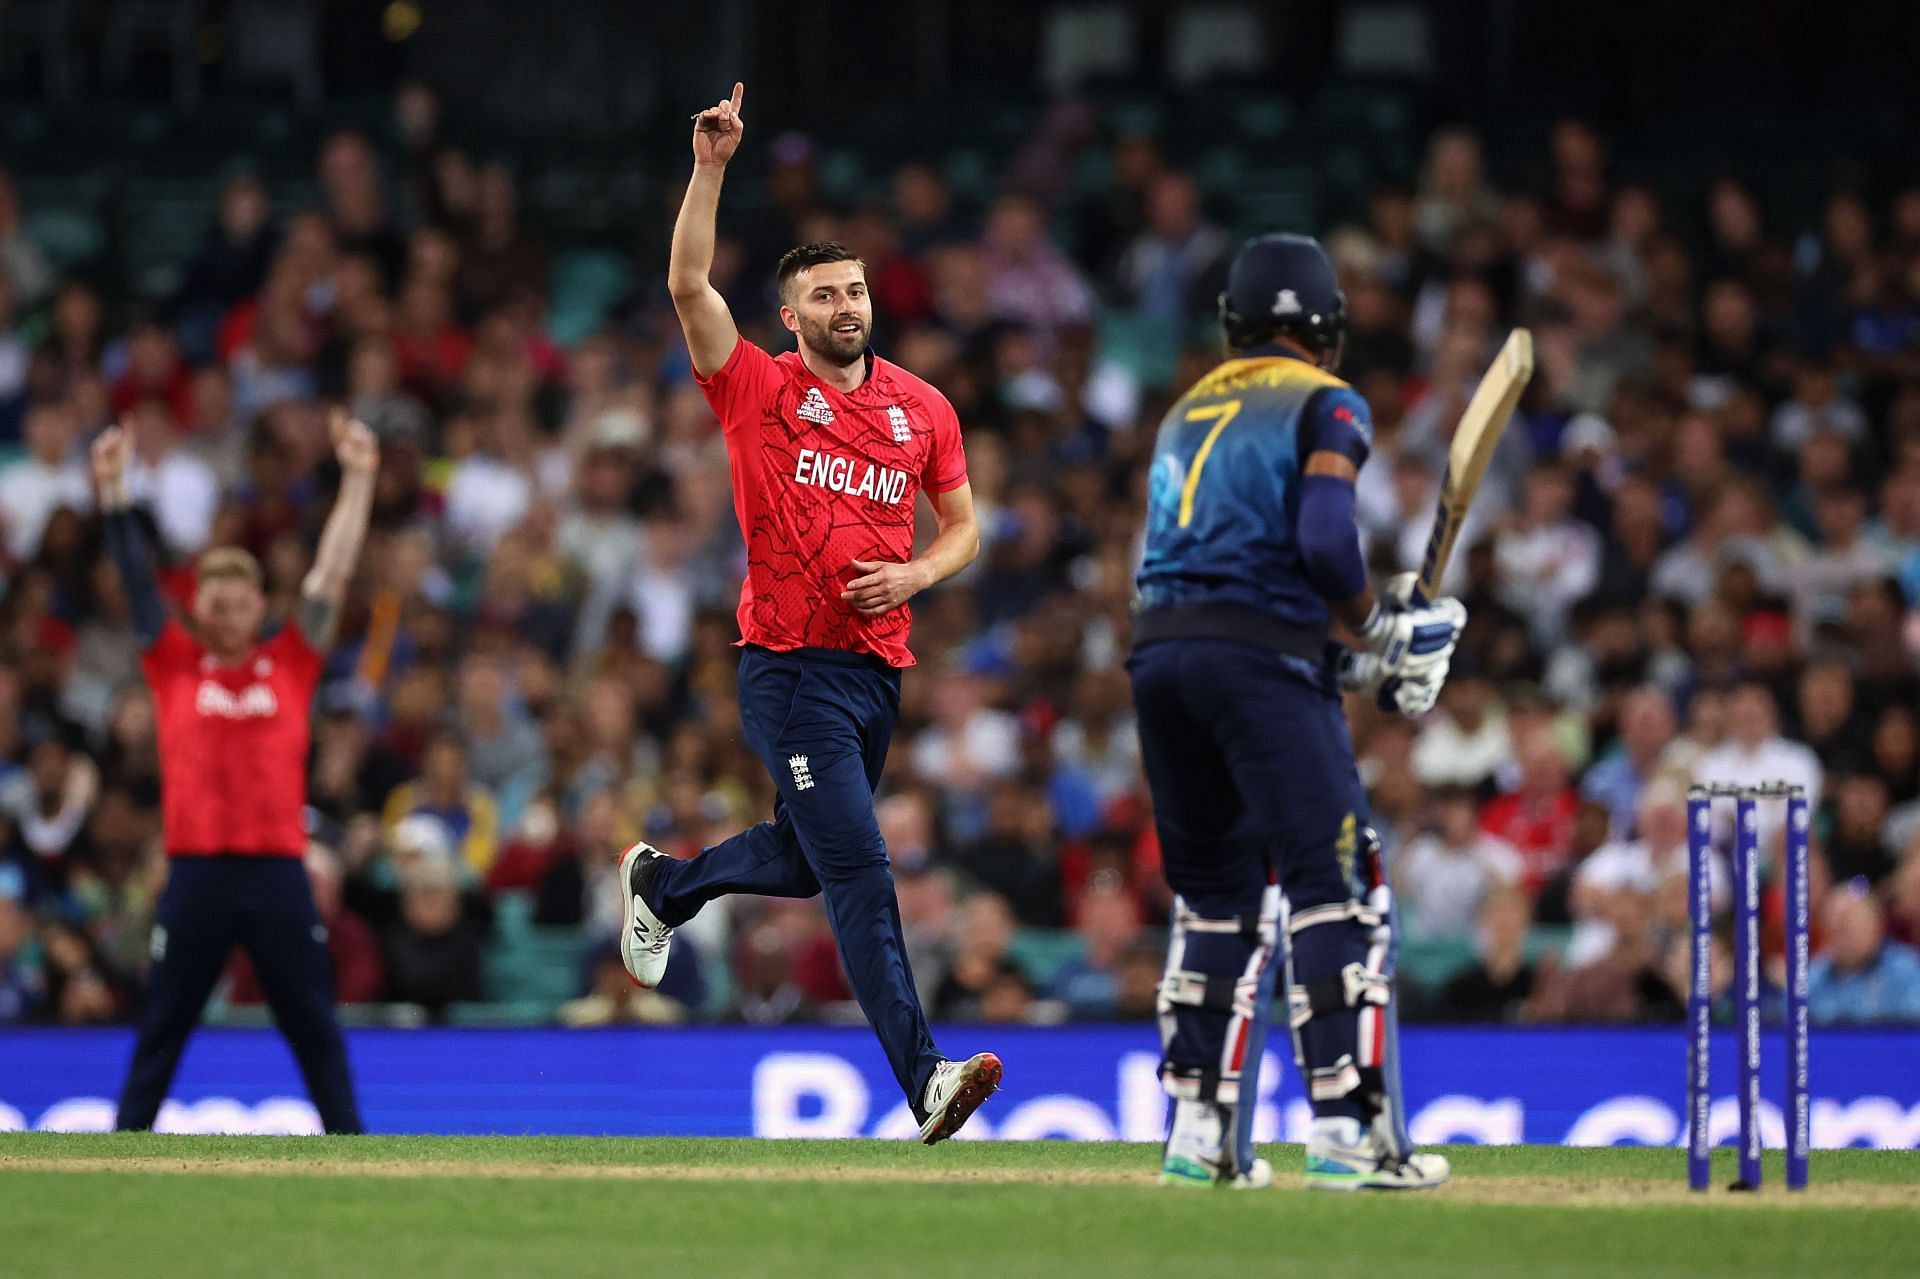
[1178,398,1242,527]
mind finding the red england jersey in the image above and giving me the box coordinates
[141,619,324,857]
[695,337,968,667]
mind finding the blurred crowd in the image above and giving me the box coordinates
[3,89,1920,1033]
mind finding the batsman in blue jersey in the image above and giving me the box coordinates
[1131,233,1463,1190]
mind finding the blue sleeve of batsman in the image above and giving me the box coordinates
[1300,385,1373,470]
[103,508,166,652]
[1297,474,1368,602]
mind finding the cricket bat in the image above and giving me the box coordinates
[1414,328,1534,602]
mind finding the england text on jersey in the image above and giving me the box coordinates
[792,448,911,505]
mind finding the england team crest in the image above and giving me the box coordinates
[888,405,912,443]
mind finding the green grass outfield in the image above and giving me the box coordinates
[3,1135,1916,1279]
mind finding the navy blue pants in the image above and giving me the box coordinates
[650,646,941,1109]
[116,856,362,1133]
[1129,638,1369,1116]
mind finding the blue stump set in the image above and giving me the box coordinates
[1685,782,1810,1192]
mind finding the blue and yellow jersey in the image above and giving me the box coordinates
[1136,350,1372,631]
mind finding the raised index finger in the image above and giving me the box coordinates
[729,82,744,115]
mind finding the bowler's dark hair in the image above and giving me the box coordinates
[776,242,865,300]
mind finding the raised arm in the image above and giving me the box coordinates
[843,482,981,616]
[91,425,166,651]
[298,412,379,650]
[669,81,746,377]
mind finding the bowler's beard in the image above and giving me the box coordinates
[798,313,870,367]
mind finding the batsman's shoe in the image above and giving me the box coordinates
[1304,1117,1451,1192]
[919,1052,1002,1144]
[1159,1100,1273,1189]
[1160,1153,1275,1190]
[618,842,674,989]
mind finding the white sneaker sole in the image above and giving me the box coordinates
[918,1053,1002,1144]
[617,842,672,989]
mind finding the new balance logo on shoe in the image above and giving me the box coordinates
[798,387,835,425]
[789,754,815,790]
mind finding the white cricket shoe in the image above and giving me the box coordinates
[1159,1099,1273,1189]
[918,1052,1002,1144]
[618,841,674,989]
[1305,1116,1450,1191]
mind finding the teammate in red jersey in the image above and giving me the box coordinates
[94,413,376,1134]
[617,82,1001,1143]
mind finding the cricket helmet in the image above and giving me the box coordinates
[1218,232,1346,354]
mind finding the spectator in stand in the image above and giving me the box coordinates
[894,862,958,1009]
[1807,883,1920,1024]
[319,131,406,285]
[0,730,97,880]
[380,732,501,878]
[1410,661,1509,789]
[1431,886,1537,1022]
[40,920,120,1025]
[1480,726,1580,899]
[933,891,1019,1021]
[1527,882,1674,1023]
[1113,171,1230,325]
[111,322,195,427]
[1047,881,1143,1018]
[454,656,546,800]
[977,959,1040,1023]
[378,849,489,1017]
[1495,462,1603,648]
[1397,785,1523,942]
[1792,484,1898,629]
[979,194,1094,342]
[1580,685,1679,837]
[956,780,1065,928]
[1414,127,1499,253]
[0,400,91,564]
[1826,773,1901,887]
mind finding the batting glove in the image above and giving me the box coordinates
[1355,573,1466,682]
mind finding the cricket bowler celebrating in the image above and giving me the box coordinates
[96,413,375,1134]
[1130,233,1462,1188]
[618,83,1000,1143]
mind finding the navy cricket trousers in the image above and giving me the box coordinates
[649,646,942,1109]
[1127,638,1365,916]
[116,856,362,1133]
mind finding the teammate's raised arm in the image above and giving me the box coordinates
[298,410,379,650]
[91,425,166,652]
[670,81,745,377]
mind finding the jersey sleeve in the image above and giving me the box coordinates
[1300,385,1374,470]
[692,336,784,436]
[923,399,969,494]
